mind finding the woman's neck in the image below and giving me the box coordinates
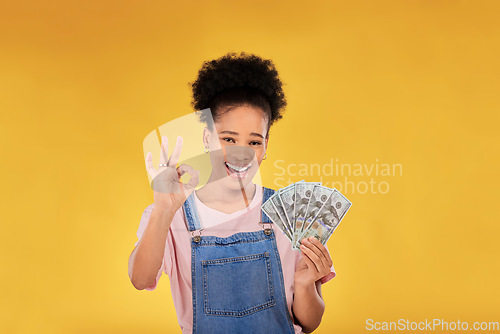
[195,180,257,214]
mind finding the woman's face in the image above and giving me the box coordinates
[203,105,269,190]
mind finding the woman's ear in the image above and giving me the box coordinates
[202,127,211,148]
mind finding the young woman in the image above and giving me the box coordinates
[128,52,336,334]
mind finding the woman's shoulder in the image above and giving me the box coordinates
[143,202,155,213]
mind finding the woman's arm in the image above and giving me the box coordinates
[292,280,325,333]
[128,206,175,290]
[130,135,199,290]
[292,237,333,333]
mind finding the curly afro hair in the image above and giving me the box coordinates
[188,51,287,134]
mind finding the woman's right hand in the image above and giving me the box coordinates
[145,135,199,213]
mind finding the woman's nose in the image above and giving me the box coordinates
[225,145,255,162]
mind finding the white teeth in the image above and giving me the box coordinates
[226,162,250,172]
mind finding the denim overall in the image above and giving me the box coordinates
[182,187,296,334]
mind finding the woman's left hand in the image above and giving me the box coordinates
[294,236,333,287]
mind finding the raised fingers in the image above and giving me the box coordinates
[145,151,156,177]
[168,136,183,167]
[159,135,169,165]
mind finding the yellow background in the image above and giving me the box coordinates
[2,1,499,333]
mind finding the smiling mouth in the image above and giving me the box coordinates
[224,161,252,179]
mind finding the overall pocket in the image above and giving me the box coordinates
[202,252,275,317]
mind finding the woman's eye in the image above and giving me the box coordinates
[222,137,235,143]
[250,141,262,146]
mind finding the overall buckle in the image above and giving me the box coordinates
[259,222,273,235]
[191,228,203,243]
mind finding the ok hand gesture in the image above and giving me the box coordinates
[145,135,199,212]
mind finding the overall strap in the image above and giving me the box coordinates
[261,186,276,224]
[183,193,202,232]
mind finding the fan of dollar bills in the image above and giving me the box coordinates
[262,181,352,250]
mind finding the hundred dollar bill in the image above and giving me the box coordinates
[276,180,304,238]
[297,185,334,247]
[297,189,351,246]
[262,197,292,241]
[278,185,295,238]
[269,192,293,241]
[293,182,321,249]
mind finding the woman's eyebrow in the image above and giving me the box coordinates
[218,130,264,139]
[250,132,264,139]
[219,130,238,136]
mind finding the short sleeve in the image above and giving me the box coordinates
[134,203,172,291]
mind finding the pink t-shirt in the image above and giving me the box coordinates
[134,184,336,334]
